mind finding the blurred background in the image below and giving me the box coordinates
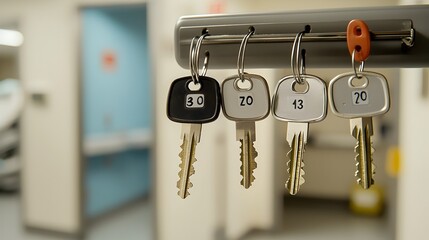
[0,0,427,240]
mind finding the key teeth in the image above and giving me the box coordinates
[239,140,258,188]
[286,150,306,171]
[177,192,189,199]
[285,140,306,195]
[354,138,376,189]
[177,139,197,199]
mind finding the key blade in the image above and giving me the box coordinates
[350,118,375,189]
[181,124,202,143]
[236,122,257,189]
[239,130,258,189]
[286,131,306,195]
[177,134,197,199]
[236,121,255,141]
[177,124,201,199]
[286,122,308,195]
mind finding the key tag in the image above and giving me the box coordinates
[167,33,222,199]
[221,28,270,189]
[329,20,390,118]
[272,31,327,195]
[329,20,391,190]
[222,28,270,122]
[272,31,327,124]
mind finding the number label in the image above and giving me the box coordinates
[239,95,253,106]
[287,97,305,110]
[352,90,369,105]
[292,98,304,110]
[186,94,204,108]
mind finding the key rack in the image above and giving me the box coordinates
[175,5,429,69]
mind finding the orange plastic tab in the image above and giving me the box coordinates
[347,19,371,62]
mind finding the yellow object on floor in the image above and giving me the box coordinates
[386,146,401,177]
[350,184,384,216]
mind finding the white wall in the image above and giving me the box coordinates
[9,0,81,234]
[397,69,429,239]
[0,0,149,235]
[396,1,429,239]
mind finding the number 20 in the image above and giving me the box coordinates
[353,91,368,104]
[239,96,253,106]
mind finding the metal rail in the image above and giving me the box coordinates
[186,30,413,45]
[175,5,429,69]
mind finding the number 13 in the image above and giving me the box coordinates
[293,99,304,110]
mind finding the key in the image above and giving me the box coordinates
[272,75,327,195]
[167,76,221,198]
[222,73,270,188]
[329,71,390,189]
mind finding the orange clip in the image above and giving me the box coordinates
[347,19,370,62]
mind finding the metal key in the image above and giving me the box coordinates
[329,71,390,189]
[272,75,327,195]
[222,73,270,188]
[167,76,221,198]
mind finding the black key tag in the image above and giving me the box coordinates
[167,76,221,124]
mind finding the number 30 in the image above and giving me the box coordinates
[186,95,204,107]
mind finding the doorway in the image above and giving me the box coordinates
[81,5,153,239]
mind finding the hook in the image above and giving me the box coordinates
[402,28,414,47]
[237,28,255,81]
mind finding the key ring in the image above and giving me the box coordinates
[237,28,255,82]
[352,49,365,79]
[189,33,210,85]
[291,31,306,84]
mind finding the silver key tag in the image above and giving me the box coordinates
[329,71,390,189]
[222,73,270,189]
[222,73,270,121]
[272,74,327,195]
[272,74,327,123]
[329,71,390,118]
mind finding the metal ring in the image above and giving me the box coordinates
[291,31,306,84]
[352,49,365,79]
[237,28,255,81]
[195,33,210,78]
[189,33,210,84]
[300,49,306,76]
[200,52,209,77]
[189,36,198,84]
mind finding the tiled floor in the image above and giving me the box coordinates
[0,193,153,240]
[0,193,390,240]
[243,197,390,240]
[86,198,153,240]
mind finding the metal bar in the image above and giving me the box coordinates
[180,30,412,45]
[175,5,429,69]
